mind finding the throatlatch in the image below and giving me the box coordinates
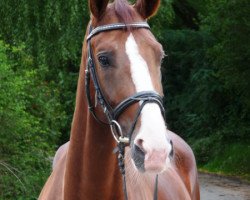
[85,22,165,200]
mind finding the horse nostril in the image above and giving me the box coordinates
[131,144,145,172]
[134,144,145,157]
[135,138,146,153]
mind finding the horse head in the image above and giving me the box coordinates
[86,0,173,174]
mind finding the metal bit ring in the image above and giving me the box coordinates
[110,120,129,144]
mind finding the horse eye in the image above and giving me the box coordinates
[98,56,110,67]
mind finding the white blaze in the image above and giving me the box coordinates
[125,33,171,153]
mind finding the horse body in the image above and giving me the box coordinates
[39,1,200,199]
[40,131,199,200]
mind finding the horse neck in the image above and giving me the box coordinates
[63,42,123,199]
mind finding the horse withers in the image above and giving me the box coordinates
[39,0,200,199]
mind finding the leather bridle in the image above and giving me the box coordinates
[85,21,165,200]
[85,22,165,144]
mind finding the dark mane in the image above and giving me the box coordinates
[114,0,138,24]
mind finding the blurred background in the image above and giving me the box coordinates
[0,0,249,199]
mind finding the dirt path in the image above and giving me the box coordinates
[199,173,250,200]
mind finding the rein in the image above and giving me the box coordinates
[85,21,164,200]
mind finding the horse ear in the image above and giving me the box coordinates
[134,0,161,19]
[88,0,109,19]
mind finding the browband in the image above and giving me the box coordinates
[87,22,150,40]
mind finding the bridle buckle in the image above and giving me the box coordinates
[110,120,129,144]
[119,136,130,144]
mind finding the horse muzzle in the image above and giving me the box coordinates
[131,137,173,173]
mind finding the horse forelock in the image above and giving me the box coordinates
[113,0,141,24]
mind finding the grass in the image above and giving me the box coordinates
[198,143,250,182]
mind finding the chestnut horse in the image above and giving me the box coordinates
[39,0,200,199]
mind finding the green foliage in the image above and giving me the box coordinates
[190,133,223,165]
[0,0,89,143]
[150,0,175,38]
[202,0,250,140]
[0,0,88,66]
[200,143,250,180]
[161,0,250,178]
[161,29,216,139]
[0,40,66,199]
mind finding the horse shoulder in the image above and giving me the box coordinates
[169,131,200,200]
[53,141,69,169]
[39,142,69,200]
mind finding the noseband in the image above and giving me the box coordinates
[85,21,165,200]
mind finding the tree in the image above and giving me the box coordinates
[0,40,65,199]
